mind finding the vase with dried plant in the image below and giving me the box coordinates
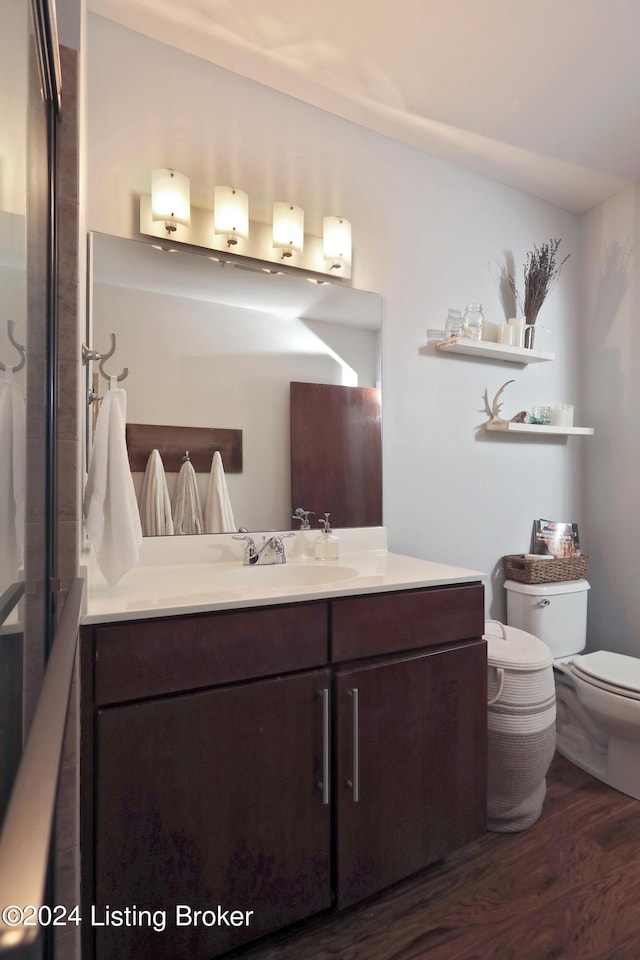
[509,239,569,348]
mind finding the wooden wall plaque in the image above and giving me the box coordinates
[125,423,243,473]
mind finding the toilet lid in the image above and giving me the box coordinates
[571,651,640,698]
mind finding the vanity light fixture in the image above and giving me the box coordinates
[140,175,351,279]
[272,202,304,258]
[214,186,249,247]
[151,168,191,234]
[323,216,352,271]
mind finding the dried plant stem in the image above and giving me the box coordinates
[509,239,569,325]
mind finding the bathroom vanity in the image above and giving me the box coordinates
[80,532,486,960]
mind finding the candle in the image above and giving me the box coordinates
[508,316,526,348]
[497,323,514,345]
[551,404,574,427]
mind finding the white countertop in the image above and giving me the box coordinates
[82,528,485,625]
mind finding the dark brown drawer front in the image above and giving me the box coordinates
[93,602,328,705]
[331,584,484,662]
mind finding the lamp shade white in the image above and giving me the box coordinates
[272,202,304,256]
[323,216,352,269]
[151,169,191,232]
[214,186,249,244]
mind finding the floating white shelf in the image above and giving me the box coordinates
[435,337,555,364]
[433,337,591,436]
[485,422,594,436]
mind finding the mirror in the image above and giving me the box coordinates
[0,0,28,823]
[1,0,60,831]
[89,232,382,532]
[0,0,27,603]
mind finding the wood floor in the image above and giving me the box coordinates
[227,753,640,960]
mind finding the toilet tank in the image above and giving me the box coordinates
[504,579,590,659]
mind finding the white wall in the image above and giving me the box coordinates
[580,184,640,655]
[86,15,583,618]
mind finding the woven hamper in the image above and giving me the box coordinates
[484,619,556,832]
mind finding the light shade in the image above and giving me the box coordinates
[323,216,352,269]
[273,202,304,256]
[151,169,191,232]
[214,186,249,245]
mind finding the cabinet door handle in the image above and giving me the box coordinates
[319,687,330,805]
[347,687,360,802]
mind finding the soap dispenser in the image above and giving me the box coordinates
[315,513,339,560]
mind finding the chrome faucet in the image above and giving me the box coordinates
[233,533,295,566]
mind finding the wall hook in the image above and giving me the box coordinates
[0,319,26,373]
[82,333,129,382]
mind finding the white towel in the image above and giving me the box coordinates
[0,372,25,590]
[83,380,142,585]
[140,449,174,536]
[172,458,203,535]
[204,450,236,533]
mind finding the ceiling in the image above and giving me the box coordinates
[88,0,640,213]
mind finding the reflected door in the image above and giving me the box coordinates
[290,381,382,528]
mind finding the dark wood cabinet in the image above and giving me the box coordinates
[94,668,331,960]
[334,641,487,909]
[82,582,486,960]
[331,584,484,660]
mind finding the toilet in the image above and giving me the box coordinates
[505,577,640,801]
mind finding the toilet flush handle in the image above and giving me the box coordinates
[537,597,550,607]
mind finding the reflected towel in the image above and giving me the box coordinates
[0,372,25,589]
[172,458,203,535]
[204,450,236,533]
[83,383,142,585]
[140,449,174,536]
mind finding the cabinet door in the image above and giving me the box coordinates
[335,641,486,909]
[94,669,331,960]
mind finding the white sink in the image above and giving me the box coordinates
[214,563,359,589]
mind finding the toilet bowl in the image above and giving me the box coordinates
[505,578,640,801]
[553,651,640,799]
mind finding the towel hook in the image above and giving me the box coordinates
[0,319,26,373]
[82,333,129,382]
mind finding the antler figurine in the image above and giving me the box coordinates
[487,379,528,425]
[489,380,515,425]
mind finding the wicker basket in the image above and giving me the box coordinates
[504,554,588,584]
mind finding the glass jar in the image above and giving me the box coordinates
[443,308,464,339]
[463,302,485,340]
[530,405,551,425]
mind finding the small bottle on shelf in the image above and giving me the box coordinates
[463,302,485,340]
[443,308,464,338]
